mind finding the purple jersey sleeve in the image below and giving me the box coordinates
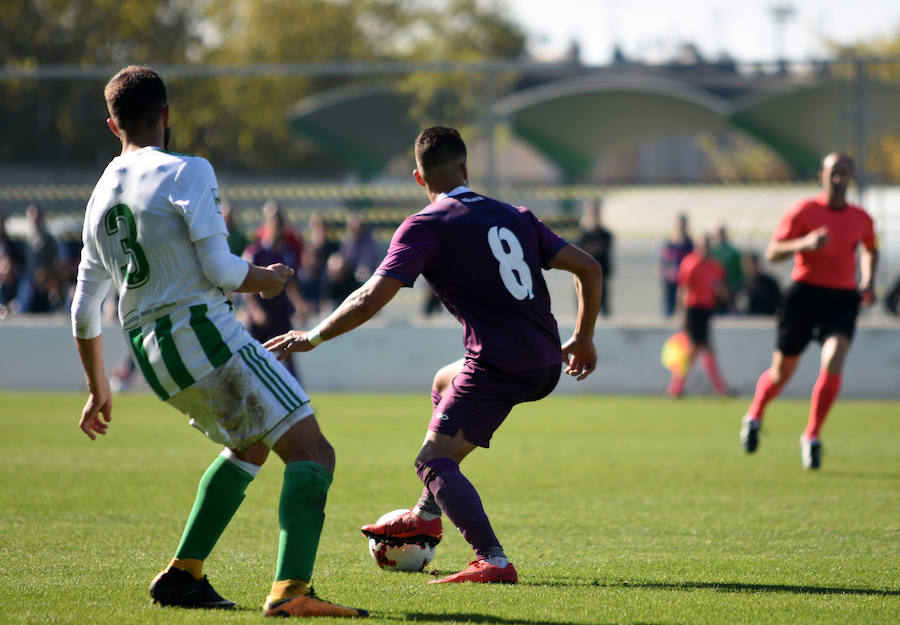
[375,214,439,287]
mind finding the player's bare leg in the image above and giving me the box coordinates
[768,350,800,387]
[432,358,465,396]
[742,350,800,452]
[801,335,850,469]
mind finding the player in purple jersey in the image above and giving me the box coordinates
[266,127,603,584]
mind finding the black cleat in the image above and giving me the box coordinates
[801,437,822,470]
[740,415,760,453]
[149,566,235,609]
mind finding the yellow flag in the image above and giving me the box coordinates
[661,331,690,375]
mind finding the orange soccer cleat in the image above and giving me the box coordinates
[429,559,518,584]
[263,587,368,618]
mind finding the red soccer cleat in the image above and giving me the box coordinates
[429,559,518,584]
[360,510,442,544]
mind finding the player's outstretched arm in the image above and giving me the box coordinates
[265,275,403,359]
[75,335,112,440]
[549,244,603,380]
[239,263,294,299]
[195,234,293,299]
[766,226,828,262]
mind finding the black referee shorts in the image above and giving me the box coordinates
[776,282,861,356]
[685,306,713,346]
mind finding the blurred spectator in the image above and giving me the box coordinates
[576,198,614,316]
[22,265,68,313]
[220,201,249,313]
[339,211,380,283]
[711,224,743,311]
[221,201,250,256]
[297,213,338,316]
[0,251,20,312]
[740,252,781,315]
[243,202,305,380]
[668,233,729,398]
[0,214,26,313]
[886,275,900,316]
[19,204,65,313]
[321,211,381,309]
[0,213,26,272]
[659,213,693,317]
[255,200,304,261]
[324,250,362,306]
[24,204,60,274]
[421,285,444,316]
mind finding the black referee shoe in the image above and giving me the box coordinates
[150,566,235,609]
[801,437,822,470]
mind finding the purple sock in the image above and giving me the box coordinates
[416,457,500,559]
[414,486,442,518]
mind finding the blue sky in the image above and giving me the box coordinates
[505,0,900,65]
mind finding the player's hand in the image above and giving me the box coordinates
[264,330,314,360]
[561,336,597,381]
[860,284,877,307]
[79,391,112,441]
[803,227,829,251]
[260,263,295,299]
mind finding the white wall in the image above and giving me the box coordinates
[1,317,897,398]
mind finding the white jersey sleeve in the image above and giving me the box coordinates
[169,157,228,242]
[72,212,113,338]
[71,276,111,339]
[76,210,112,284]
[195,234,249,291]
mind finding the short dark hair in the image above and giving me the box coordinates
[104,65,167,135]
[823,152,855,173]
[415,126,467,173]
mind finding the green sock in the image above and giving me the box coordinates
[274,461,333,582]
[174,454,254,561]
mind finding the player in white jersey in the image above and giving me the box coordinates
[71,65,367,618]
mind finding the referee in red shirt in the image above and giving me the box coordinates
[668,234,730,398]
[740,153,878,470]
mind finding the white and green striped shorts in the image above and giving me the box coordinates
[167,340,313,451]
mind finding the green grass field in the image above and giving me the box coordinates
[0,391,897,624]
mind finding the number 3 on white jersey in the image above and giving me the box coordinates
[488,226,534,300]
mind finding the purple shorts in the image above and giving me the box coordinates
[429,361,561,448]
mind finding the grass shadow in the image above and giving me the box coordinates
[523,578,899,596]
[386,613,660,625]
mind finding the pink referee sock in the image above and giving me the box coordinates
[667,372,686,397]
[804,371,842,440]
[700,352,727,395]
[748,369,784,421]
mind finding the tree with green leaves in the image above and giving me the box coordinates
[1,0,527,173]
[1,0,196,165]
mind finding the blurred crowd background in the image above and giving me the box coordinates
[2,0,900,323]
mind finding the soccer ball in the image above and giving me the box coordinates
[367,509,437,573]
